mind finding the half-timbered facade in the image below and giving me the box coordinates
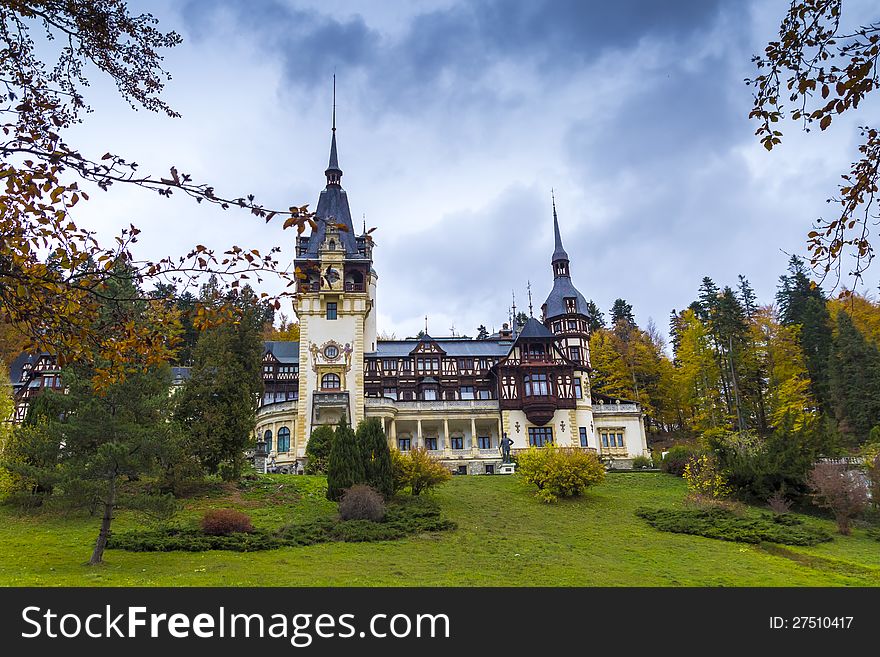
[253,119,648,473]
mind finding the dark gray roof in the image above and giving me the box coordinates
[8,352,35,386]
[171,367,191,383]
[264,341,300,363]
[7,352,56,388]
[516,317,554,340]
[300,131,358,258]
[370,340,511,358]
[552,199,568,262]
[543,276,589,319]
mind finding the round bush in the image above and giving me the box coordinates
[661,445,703,476]
[201,509,254,535]
[338,484,386,522]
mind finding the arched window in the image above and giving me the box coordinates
[263,429,273,453]
[277,427,291,453]
[321,373,341,390]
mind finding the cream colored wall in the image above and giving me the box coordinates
[593,413,648,458]
[501,408,594,449]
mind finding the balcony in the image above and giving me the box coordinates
[593,402,640,414]
[344,282,365,292]
[380,399,499,412]
[314,391,349,406]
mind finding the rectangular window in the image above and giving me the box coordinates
[574,377,582,399]
[579,427,589,447]
[569,346,581,362]
[567,319,578,330]
[402,390,415,401]
[423,388,437,400]
[262,392,272,405]
[528,426,554,447]
[478,436,491,450]
[425,437,438,450]
[524,373,549,396]
[402,359,412,371]
[477,389,491,399]
[326,302,337,320]
[398,437,411,451]
[450,436,464,450]
[601,433,609,447]
[382,359,397,371]
[460,386,474,400]
[617,432,625,448]
[383,387,398,400]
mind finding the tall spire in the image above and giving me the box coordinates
[551,189,568,263]
[325,74,342,186]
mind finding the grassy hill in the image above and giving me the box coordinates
[1,472,879,586]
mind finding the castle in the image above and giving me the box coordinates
[6,112,649,473]
[255,117,648,474]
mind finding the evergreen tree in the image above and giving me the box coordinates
[776,256,833,411]
[737,275,758,320]
[610,299,636,330]
[515,311,529,328]
[357,417,393,498]
[174,285,265,480]
[584,300,605,333]
[828,312,880,445]
[305,425,334,474]
[476,325,488,340]
[326,418,364,501]
[4,265,177,564]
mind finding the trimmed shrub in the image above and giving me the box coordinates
[390,448,411,495]
[200,509,254,535]
[305,425,334,474]
[661,445,703,476]
[109,496,457,552]
[406,447,452,496]
[635,507,833,546]
[631,455,653,469]
[338,484,386,522]
[516,445,606,503]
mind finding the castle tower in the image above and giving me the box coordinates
[541,194,591,370]
[293,84,377,456]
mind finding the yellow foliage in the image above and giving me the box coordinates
[683,454,730,500]
[516,445,606,503]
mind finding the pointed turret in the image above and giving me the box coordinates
[325,75,342,187]
[551,191,568,265]
[299,76,359,259]
[542,194,587,319]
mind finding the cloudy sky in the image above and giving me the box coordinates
[65,0,880,346]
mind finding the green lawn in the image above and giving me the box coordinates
[1,472,878,586]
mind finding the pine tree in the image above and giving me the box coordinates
[305,425,334,474]
[776,256,833,412]
[828,312,880,445]
[584,300,605,333]
[3,265,177,564]
[357,418,393,498]
[737,275,758,320]
[173,285,265,480]
[326,418,364,501]
[610,299,636,330]
[476,325,489,340]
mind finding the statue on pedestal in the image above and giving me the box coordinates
[500,433,514,464]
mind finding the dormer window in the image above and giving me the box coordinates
[565,297,576,313]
